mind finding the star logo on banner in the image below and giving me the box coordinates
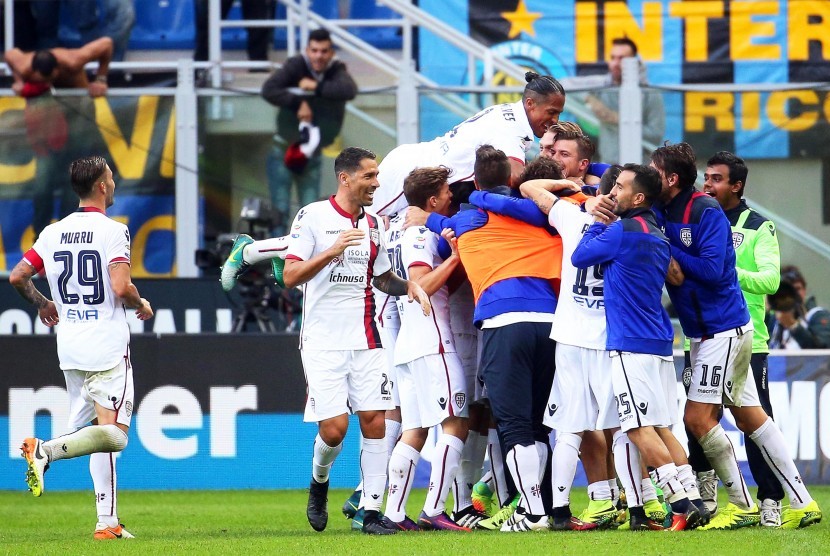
[501,0,542,39]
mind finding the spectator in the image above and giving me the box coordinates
[261,29,357,233]
[5,36,113,98]
[73,0,135,63]
[28,1,134,62]
[584,37,665,164]
[768,266,830,349]
[5,37,111,237]
[194,0,275,64]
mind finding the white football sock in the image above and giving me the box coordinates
[44,424,127,462]
[385,442,421,522]
[359,438,388,512]
[608,479,620,506]
[506,444,545,516]
[650,463,687,505]
[90,452,118,527]
[699,424,754,509]
[749,417,813,509]
[535,440,549,484]
[244,237,288,265]
[676,463,702,501]
[641,477,657,503]
[353,432,367,492]
[612,430,644,507]
[487,428,509,506]
[551,432,581,508]
[384,419,402,456]
[587,480,612,502]
[423,434,464,517]
[312,434,342,484]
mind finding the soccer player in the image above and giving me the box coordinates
[369,72,566,218]
[282,147,430,535]
[10,156,153,539]
[571,163,701,531]
[651,143,822,530]
[538,121,609,193]
[382,166,474,531]
[686,151,785,525]
[539,122,595,187]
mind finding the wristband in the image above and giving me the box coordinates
[95,75,108,84]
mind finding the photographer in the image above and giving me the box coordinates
[768,266,830,349]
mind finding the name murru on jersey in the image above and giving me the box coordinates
[60,231,94,244]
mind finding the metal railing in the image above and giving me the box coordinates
[2,0,829,272]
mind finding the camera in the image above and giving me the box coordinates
[194,197,295,332]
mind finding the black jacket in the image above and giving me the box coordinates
[261,55,357,149]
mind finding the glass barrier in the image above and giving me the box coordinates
[1,80,827,332]
[0,94,176,278]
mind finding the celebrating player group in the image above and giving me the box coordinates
[215,71,822,535]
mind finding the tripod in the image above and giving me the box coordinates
[232,281,278,333]
[229,260,282,333]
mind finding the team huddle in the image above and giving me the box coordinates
[218,72,822,534]
[10,72,822,539]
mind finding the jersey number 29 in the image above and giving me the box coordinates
[54,250,105,305]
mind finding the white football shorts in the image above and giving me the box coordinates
[398,352,469,431]
[544,343,618,432]
[301,348,394,422]
[687,325,759,407]
[378,323,402,407]
[611,351,677,433]
[454,331,483,403]
[64,355,134,430]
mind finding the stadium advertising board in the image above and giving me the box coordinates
[0,95,177,277]
[0,279,239,335]
[419,0,830,159]
[1,329,829,490]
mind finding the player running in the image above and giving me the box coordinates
[10,156,153,539]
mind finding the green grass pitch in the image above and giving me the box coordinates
[1,488,829,555]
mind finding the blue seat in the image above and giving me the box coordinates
[130,0,197,49]
[273,0,340,49]
[348,0,401,50]
[59,0,197,50]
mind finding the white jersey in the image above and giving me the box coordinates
[374,212,405,331]
[26,208,131,371]
[287,197,392,351]
[371,100,534,216]
[548,200,607,350]
[394,226,455,365]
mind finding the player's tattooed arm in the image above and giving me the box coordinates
[9,259,49,308]
[519,180,558,215]
[373,269,410,296]
[374,270,431,316]
[9,259,59,326]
